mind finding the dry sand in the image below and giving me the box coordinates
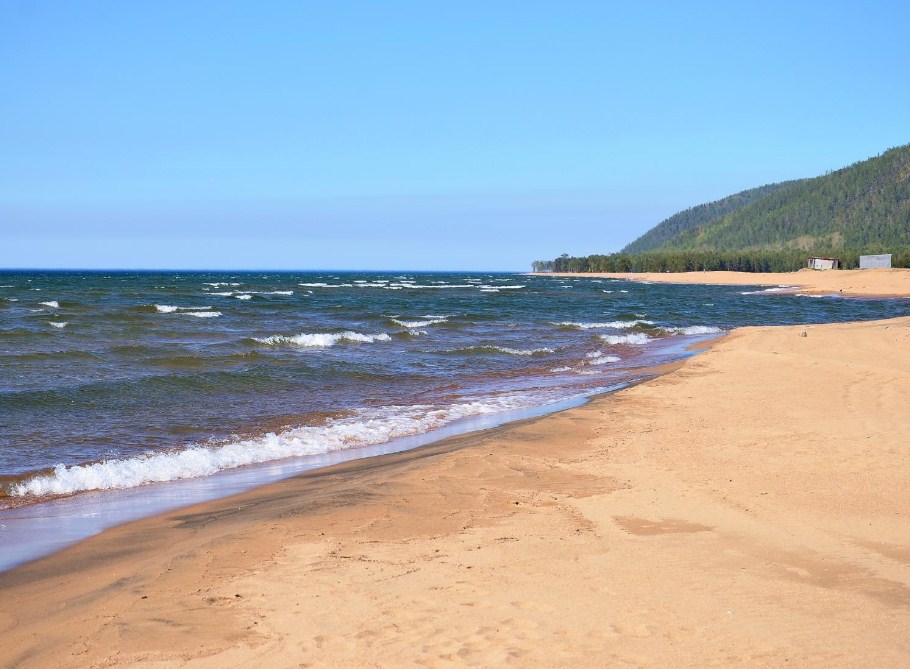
[3,317,910,667]
[536,267,910,298]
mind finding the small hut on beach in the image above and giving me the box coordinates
[807,257,841,270]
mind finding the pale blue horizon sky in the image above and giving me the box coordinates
[2,1,908,270]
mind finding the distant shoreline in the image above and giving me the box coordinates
[529,267,910,298]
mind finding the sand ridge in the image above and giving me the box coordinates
[2,318,910,666]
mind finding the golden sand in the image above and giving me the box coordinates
[536,267,910,297]
[2,316,910,667]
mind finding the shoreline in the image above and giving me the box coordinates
[531,267,910,298]
[0,332,714,572]
[3,318,910,666]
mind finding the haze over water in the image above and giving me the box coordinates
[2,271,908,508]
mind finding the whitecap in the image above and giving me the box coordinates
[556,320,653,330]
[49,321,68,328]
[235,294,252,300]
[184,311,221,318]
[390,317,448,328]
[662,325,722,335]
[298,282,353,288]
[254,331,391,348]
[40,300,59,308]
[599,333,651,346]
[155,304,214,313]
[588,354,621,365]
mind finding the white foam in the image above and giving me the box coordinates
[390,317,448,328]
[203,282,241,287]
[740,285,799,295]
[155,304,213,313]
[10,396,549,497]
[486,346,554,356]
[479,288,500,293]
[184,311,221,318]
[210,292,234,296]
[39,300,59,308]
[254,331,391,348]
[235,294,252,300]
[556,320,653,330]
[599,333,651,346]
[49,321,68,328]
[587,354,621,365]
[550,366,573,372]
[298,282,353,288]
[662,325,723,335]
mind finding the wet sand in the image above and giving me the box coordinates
[2,317,909,667]
[535,267,910,297]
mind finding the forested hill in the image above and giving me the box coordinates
[632,144,910,253]
[622,180,804,254]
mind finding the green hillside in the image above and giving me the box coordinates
[622,180,803,254]
[534,143,910,273]
[632,144,910,253]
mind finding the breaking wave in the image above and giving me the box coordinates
[599,333,651,346]
[445,345,555,356]
[10,397,546,497]
[389,317,448,328]
[253,331,391,348]
[661,325,723,335]
[556,319,653,330]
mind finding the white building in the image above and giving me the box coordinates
[859,254,892,269]
[807,257,841,270]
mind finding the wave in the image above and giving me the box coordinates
[556,319,653,330]
[253,331,391,348]
[599,333,651,346]
[586,353,621,365]
[389,317,448,328]
[661,325,723,335]
[9,397,545,497]
[445,345,555,356]
[184,311,221,318]
[236,294,252,300]
[154,304,213,313]
[740,286,799,295]
[298,282,353,288]
[39,300,60,308]
[48,321,68,329]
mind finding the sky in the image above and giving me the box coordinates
[1,1,908,271]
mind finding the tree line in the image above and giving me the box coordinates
[532,249,910,273]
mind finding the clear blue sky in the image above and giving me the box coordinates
[2,1,908,270]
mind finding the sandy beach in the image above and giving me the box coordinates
[535,267,910,298]
[3,315,910,667]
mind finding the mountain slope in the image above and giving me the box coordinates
[622,181,803,254]
[628,144,910,254]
